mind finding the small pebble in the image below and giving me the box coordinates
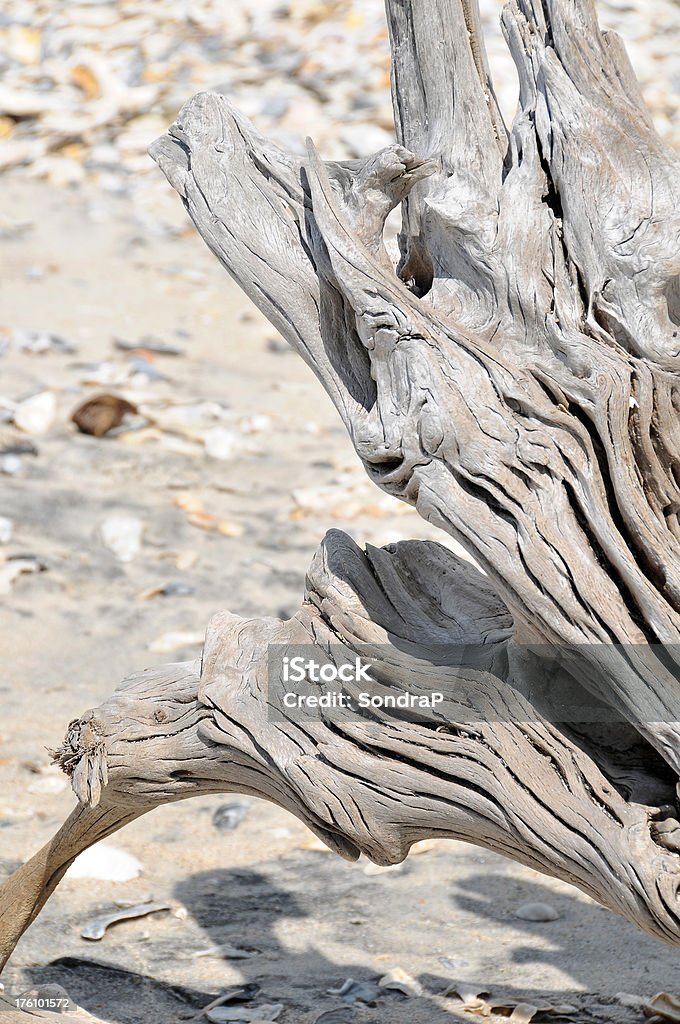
[266,337,290,353]
[513,901,560,922]
[212,801,251,832]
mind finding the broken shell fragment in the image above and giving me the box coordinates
[206,1006,283,1024]
[0,555,47,595]
[11,328,77,354]
[378,967,422,997]
[80,901,171,941]
[327,980,382,1006]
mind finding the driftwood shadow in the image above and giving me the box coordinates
[449,869,680,1005]
[20,848,680,1023]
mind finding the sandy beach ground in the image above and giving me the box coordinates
[1,1,680,1021]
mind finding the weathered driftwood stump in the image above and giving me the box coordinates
[3,0,680,972]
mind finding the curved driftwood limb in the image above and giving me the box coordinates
[2,531,680,968]
[0,803,139,974]
[0,662,210,971]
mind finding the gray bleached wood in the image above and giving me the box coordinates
[3,533,680,966]
[2,0,680,968]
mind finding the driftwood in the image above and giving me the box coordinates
[3,0,680,970]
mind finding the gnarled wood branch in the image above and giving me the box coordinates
[3,0,680,970]
[150,0,680,764]
[2,532,680,970]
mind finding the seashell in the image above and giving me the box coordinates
[0,25,42,65]
[239,415,272,434]
[12,328,77,355]
[0,518,13,544]
[327,979,382,1005]
[70,63,101,100]
[148,631,204,654]
[114,336,184,357]
[0,86,63,118]
[204,426,239,460]
[506,1004,539,1023]
[138,581,195,600]
[0,556,46,595]
[28,156,86,187]
[444,984,490,1007]
[13,391,56,436]
[206,1007,283,1024]
[72,394,138,437]
[217,520,244,538]
[615,992,647,1008]
[67,843,143,882]
[439,957,470,971]
[0,139,47,172]
[187,985,262,1021]
[100,514,144,563]
[378,967,423,997]
[80,901,171,941]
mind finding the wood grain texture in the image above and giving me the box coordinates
[2,0,680,969]
[4,533,680,959]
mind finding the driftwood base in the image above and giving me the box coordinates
[2,532,680,972]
